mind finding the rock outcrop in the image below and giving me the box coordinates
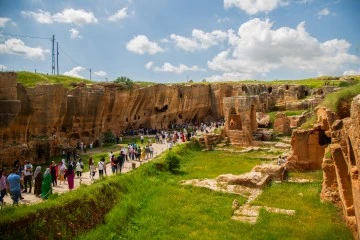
[287,96,360,239]
[0,72,319,169]
[274,112,291,135]
[321,96,360,239]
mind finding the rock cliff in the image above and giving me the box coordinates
[287,96,360,239]
[0,72,313,168]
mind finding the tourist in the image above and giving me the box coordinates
[111,155,117,174]
[141,135,144,145]
[117,154,124,173]
[149,144,154,158]
[90,162,96,180]
[50,161,57,186]
[141,147,146,161]
[7,168,21,204]
[88,157,94,177]
[41,168,52,199]
[76,159,84,178]
[0,169,6,205]
[23,160,33,193]
[277,156,282,166]
[58,160,67,185]
[98,158,106,178]
[33,166,42,197]
[66,164,75,190]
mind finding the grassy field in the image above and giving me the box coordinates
[16,71,92,88]
[77,143,352,240]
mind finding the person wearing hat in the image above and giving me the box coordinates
[7,168,21,204]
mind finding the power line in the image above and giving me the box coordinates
[58,45,86,69]
[1,33,51,40]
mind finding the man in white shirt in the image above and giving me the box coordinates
[23,160,33,193]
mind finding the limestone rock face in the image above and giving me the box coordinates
[287,127,327,170]
[0,73,317,169]
[274,112,291,135]
[294,94,360,239]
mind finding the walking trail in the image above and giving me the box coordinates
[2,142,169,205]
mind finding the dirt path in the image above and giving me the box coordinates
[2,142,169,205]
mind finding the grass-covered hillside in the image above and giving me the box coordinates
[15,71,360,89]
[16,71,92,88]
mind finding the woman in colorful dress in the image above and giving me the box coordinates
[41,168,52,199]
[66,164,75,190]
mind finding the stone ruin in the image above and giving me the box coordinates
[223,95,260,146]
[287,99,360,239]
[181,163,295,224]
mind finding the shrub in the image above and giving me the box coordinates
[164,151,181,172]
[103,131,116,143]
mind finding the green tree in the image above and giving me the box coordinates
[113,76,134,88]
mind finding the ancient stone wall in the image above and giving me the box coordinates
[287,96,360,238]
[286,126,327,170]
[223,96,259,146]
[321,95,360,239]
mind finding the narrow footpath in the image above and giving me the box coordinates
[2,142,169,205]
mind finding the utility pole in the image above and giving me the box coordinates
[35,69,36,74]
[89,68,92,80]
[56,42,59,75]
[51,35,55,75]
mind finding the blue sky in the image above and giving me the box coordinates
[0,0,359,83]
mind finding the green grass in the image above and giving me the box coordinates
[251,182,351,240]
[288,170,323,181]
[232,77,354,89]
[77,143,352,240]
[16,71,92,88]
[268,110,305,123]
[300,114,317,129]
[321,82,360,113]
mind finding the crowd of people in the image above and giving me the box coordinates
[0,121,223,206]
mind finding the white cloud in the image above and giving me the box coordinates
[21,10,53,24]
[217,17,230,23]
[94,70,107,77]
[206,18,360,81]
[170,29,228,52]
[152,62,206,74]
[108,8,129,22]
[145,61,154,70]
[69,28,82,39]
[22,8,98,25]
[126,35,164,55]
[64,66,85,78]
[224,0,288,15]
[0,17,11,27]
[317,8,331,18]
[343,69,360,76]
[0,38,50,59]
[296,0,313,4]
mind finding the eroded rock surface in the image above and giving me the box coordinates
[182,163,294,224]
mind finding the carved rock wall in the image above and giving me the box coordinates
[0,73,312,168]
[324,95,360,239]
